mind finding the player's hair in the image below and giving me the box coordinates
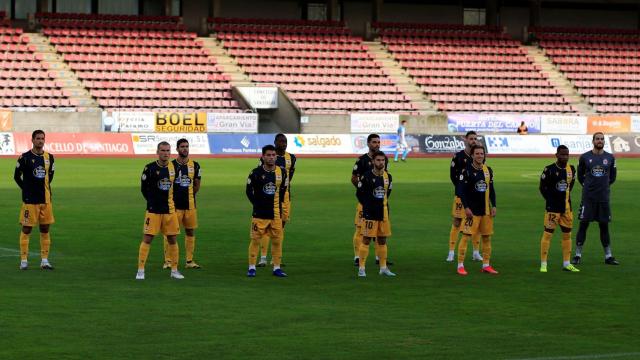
[31,129,45,139]
[592,132,604,141]
[262,144,276,155]
[176,138,189,148]
[465,131,477,138]
[274,133,286,141]
[372,150,386,159]
[470,144,485,154]
[157,141,171,150]
[556,145,569,153]
[367,134,380,143]
[401,120,407,124]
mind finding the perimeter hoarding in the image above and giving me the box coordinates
[13,132,133,155]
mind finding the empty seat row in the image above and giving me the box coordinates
[0,98,78,107]
[431,94,568,104]
[229,49,372,60]
[43,28,195,39]
[63,53,216,65]
[402,61,538,71]
[288,92,408,102]
[92,89,233,99]
[250,74,393,85]
[74,71,230,82]
[243,66,386,76]
[54,44,210,56]
[39,20,185,31]
[222,40,366,51]
[216,32,360,44]
[49,36,201,48]
[422,85,559,95]
[235,57,379,68]
[68,62,220,73]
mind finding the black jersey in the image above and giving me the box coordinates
[577,150,616,202]
[356,169,392,221]
[14,150,55,204]
[352,153,388,179]
[540,163,576,213]
[246,165,287,220]
[172,159,201,210]
[141,161,176,214]
[450,149,472,187]
[456,163,496,216]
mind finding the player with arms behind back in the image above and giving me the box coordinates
[14,130,55,270]
[538,145,580,273]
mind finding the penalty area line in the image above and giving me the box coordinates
[507,352,640,360]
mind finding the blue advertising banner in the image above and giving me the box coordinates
[447,113,541,133]
[208,134,276,154]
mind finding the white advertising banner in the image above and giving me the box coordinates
[237,87,278,109]
[0,132,15,155]
[207,113,258,133]
[631,115,640,133]
[485,135,548,154]
[540,115,587,135]
[131,133,210,155]
[350,113,399,133]
[285,134,353,154]
[547,135,612,154]
[102,111,155,132]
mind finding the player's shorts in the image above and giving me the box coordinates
[543,210,573,230]
[396,141,408,150]
[451,196,464,219]
[19,203,55,227]
[143,211,180,236]
[363,218,392,238]
[282,190,291,222]
[462,215,494,236]
[578,200,611,223]
[354,202,363,226]
[176,209,198,229]
[251,217,283,242]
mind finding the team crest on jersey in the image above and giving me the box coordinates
[33,166,46,179]
[556,180,568,192]
[263,182,276,195]
[474,180,487,192]
[603,159,608,165]
[373,186,386,199]
[591,165,605,177]
[188,166,194,174]
[276,174,282,181]
[158,178,172,191]
[383,177,389,185]
[44,159,50,166]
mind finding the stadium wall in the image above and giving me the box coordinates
[11,112,102,133]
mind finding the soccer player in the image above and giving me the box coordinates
[572,132,619,265]
[258,133,296,267]
[394,120,409,162]
[351,134,391,267]
[538,145,580,273]
[456,145,498,275]
[447,131,482,263]
[136,141,184,280]
[356,151,395,277]
[246,145,288,277]
[14,130,55,270]
[162,139,202,269]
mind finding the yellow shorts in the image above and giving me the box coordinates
[462,215,494,236]
[176,209,198,229]
[544,211,573,230]
[282,191,291,222]
[19,203,55,227]
[354,202,363,226]
[251,217,283,241]
[451,196,464,218]
[143,211,180,236]
[363,218,392,238]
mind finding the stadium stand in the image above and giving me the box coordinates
[209,17,417,114]
[374,22,576,113]
[37,13,241,112]
[0,16,77,109]
[531,26,640,113]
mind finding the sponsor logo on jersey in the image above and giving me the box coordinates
[474,180,487,192]
[263,182,276,195]
[158,178,172,191]
[373,186,386,199]
[556,180,568,192]
[591,165,605,177]
[33,166,46,179]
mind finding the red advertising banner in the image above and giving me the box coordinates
[587,115,631,134]
[13,133,134,155]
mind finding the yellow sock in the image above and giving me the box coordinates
[471,232,481,252]
[457,235,469,263]
[185,235,195,262]
[373,240,381,259]
[561,232,572,263]
[163,235,170,264]
[248,238,260,266]
[449,224,459,251]
[260,235,269,258]
[481,236,492,266]
[138,242,150,270]
[40,232,51,260]
[378,244,388,268]
[271,237,282,267]
[352,227,361,257]
[358,241,370,269]
[540,231,553,263]
[169,243,179,271]
[19,232,30,261]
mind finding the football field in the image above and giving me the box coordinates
[1,157,638,360]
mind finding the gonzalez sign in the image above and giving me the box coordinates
[155,112,207,133]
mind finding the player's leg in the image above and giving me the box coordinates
[259,234,269,266]
[394,144,401,162]
[247,219,265,277]
[162,235,171,269]
[183,208,200,268]
[597,202,618,265]
[163,214,183,279]
[269,221,287,277]
[358,236,372,277]
[456,216,477,275]
[471,232,483,261]
[137,212,159,279]
[480,216,498,274]
[448,197,464,261]
[573,201,592,264]
[401,143,409,161]
[377,220,395,276]
[18,204,36,269]
[540,212,557,272]
[352,204,363,265]
[38,204,55,269]
[559,225,579,272]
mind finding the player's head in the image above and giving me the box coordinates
[274,133,287,152]
[176,138,189,158]
[464,131,477,148]
[520,121,526,126]
[157,141,171,162]
[31,130,45,150]
[592,132,605,150]
[556,145,569,166]
[372,151,386,170]
[470,144,485,164]
[262,144,277,166]
[401,120,407,125]
[367,134,381,152]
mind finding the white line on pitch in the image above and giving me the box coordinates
[508,352,640,360]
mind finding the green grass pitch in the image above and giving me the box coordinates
[0,157,638,360]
